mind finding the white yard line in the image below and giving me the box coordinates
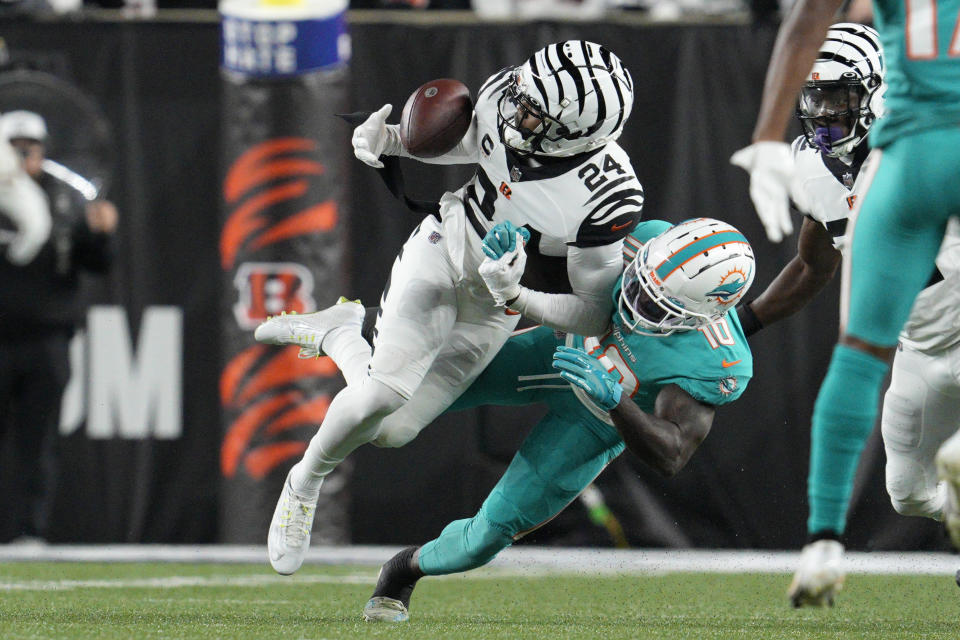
[0,545,955,581]
[0,573,375,592]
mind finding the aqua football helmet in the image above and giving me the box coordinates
[797,23,885,158]
[618,218,755,336]
[497,40,633,157]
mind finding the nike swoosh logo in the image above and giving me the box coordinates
[611,221,632,231]
[721,359,741,368]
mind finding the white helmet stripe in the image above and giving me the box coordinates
[584,65,607,137]
[544,45,566,105]
[526,52,550,108]
[554,44,587,116]
[817,22,883,77]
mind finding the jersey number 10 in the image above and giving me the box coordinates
[698,318,736,349]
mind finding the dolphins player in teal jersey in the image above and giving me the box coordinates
[255,217,755,621]
[360,217,754,622]
[731,0,960,608]
[331,217,754,622]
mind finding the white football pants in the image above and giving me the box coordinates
[881,342,960,520]
[292,204,520,488]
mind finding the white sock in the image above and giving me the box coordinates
[292,378,405,491]
[322,325,371,386]
[289,459,332,494]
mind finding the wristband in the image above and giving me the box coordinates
[737,300,763,337]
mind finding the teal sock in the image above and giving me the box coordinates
[808,344,889,535]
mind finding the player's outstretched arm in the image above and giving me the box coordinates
[741,218,840,335]
[351,104,479,169]
[611,384,715,477]
[403,115,479,166]
[730,0,842,243]
[750,0,843,144]
[477,223,620,337]
[552,346,714,476]
[508,243,622,337]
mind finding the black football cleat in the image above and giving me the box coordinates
[362,546,424,622]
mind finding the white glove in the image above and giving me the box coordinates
[478,235,527,307]
[787,539,845,607]
[352,104,394,169]
[730,141,795,243]
[0,172,51,266]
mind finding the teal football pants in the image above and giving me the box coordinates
[809,127,960,535]
[846,128,960,346]
[419,326,625,575]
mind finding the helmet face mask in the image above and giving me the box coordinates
[619,259,692,336]
[617,219,755,337]
[496,69,563,156]
[798,77,862,155]
[496,41,634,158]
[796,23,885,158]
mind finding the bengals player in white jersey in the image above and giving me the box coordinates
[257,41,645,576]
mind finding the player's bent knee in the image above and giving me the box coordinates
[888,489,942,519]
[350,377,407,421]
[370,424,420,448]
[886,471,943,519]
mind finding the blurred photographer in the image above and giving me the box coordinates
[0,110,117,543]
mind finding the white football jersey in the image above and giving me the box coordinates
[791,136,960,353]
[453,68,645,292]
[790,136,869,252]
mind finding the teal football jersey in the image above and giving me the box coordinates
[571,220,753,416]
[871,0,960,147]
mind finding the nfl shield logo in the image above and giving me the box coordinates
[510,166,522,182]
[428,231,442,244]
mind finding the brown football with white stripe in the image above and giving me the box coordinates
[399,78,473,158]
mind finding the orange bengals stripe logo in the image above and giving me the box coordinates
[220,138,338,270]
[220,344,340,479]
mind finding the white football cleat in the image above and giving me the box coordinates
[362,596,409,623]
[254,297,364,359]
[936,434,960,549]
[267,471,319,575]
[787,539,845,607]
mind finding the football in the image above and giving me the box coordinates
[399,78,473,158]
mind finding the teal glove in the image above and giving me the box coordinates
[481,221,531,260]
[552,345,623,411]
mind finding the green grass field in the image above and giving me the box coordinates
[0,562,957,639]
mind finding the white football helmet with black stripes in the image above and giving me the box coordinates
[618,218,755,336]
[797,22,885,158]
[497,40,634,157]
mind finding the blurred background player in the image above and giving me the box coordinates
[730,0,960,606]
[0,109,118,543]
[258,40,644,575]
[351,217,755,622]
[735,23,960,606]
